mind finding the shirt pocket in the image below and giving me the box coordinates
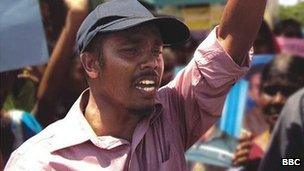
[159,150,173,171]
[159,144,178,171]
[160,156,174,171]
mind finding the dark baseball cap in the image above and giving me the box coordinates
[76,0,190,54]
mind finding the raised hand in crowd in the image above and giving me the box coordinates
[35,0,89,127]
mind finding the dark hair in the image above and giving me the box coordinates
[274,19,303,38]
[84,34,104,68]
[245,64,265,81]
[260,54,304,92]
[253,20,278,54]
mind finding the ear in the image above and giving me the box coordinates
[80,52,100,79]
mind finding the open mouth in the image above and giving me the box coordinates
[264,104,283,116]
[132,69,160,95]
[135,79,157,93]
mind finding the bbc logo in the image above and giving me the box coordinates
[281,158,301,166]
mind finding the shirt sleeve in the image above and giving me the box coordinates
[4,138,53,171]
[4,152,46,171]
[158,26,252,150]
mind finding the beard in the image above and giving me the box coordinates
[126,106,155,117]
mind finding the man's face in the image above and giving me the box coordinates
[92,24,164,115]
[259,82,298,127]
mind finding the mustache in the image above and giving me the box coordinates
[263,104,284,116]
[132,69,160,82]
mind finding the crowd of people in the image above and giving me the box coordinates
[1,0,303,170]
[188,16,304,171]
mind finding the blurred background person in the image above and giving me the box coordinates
[274,18,303,38]
[235,54,304,170]
[0,70,42,170]
[274,18,304,57]
[1,0,89,168]
[171,35,199,75]
[34,0,89,127]
[161,48,177,86]
[259,88,304,171]
[253,20,280,55]
[243,20,280,137]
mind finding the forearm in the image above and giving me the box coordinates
[160,28,250,149]
[37,10,87,100]
[218,0,267,65]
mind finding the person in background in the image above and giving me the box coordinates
[0,70,42,169]
[0,70,19,169]
[233,21,279,167]
[235,54,304,170]
[34,0,88,127]
[190,20,279,170]
[160,48,176,86]
[260,55,304,131]
[171,35,199,75]
[253,20,280,55]
[243,20,279,138]
[274,19,303,38]
[1,0,89,167]
[39,0,67,53]
[2,67,43,113]
[274,18,304,57]
[259,88,304,171]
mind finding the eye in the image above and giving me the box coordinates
[263,85,297,97]
[124,47,138,53]
[262,86,277,96]
[120,47,140,56]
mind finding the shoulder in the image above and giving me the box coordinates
[280,88,304,122]
[285,88,304,109]
[4,119,65,170]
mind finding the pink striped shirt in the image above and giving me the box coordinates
[5,28,251,171]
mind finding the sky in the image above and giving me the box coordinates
[279,0,299,6]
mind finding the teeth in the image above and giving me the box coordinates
[139,80,155,85]
[136,86,155,92]
[135,79,157,92]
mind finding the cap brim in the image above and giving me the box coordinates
[99,17,190,46]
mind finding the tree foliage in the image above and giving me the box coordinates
[279,2,304,26]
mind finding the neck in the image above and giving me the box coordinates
[84,90,143,141]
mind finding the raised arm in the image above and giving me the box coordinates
[37,0,88,100]
[159,0,266,150]
[218,0,267,65]
[36,0,88,126]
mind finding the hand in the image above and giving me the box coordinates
[64,0,89,13]
[63,0,89,30]
[232,130,253,166]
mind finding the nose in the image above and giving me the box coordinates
[140,53,160,70]
[272,92,286,104]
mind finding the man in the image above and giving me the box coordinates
[259,55,304,131]
[233,54,304,170]
[5,0,266,170]
[259,88,304,171]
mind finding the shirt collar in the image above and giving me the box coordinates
[49,88,163,152]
